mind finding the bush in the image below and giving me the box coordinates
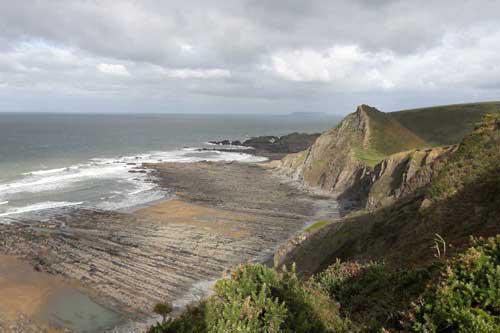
[149,236,500,332]
[150,264,351,333]
[153,302,173,323]
[413,236,500,332]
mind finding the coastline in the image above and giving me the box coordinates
[0,159,339,332]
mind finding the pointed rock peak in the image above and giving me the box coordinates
[356,104,382,116]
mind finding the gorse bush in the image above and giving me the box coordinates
[149,237,499,333]
[413,236,500,332]
[149,263,351,333]
[207,264,287,332]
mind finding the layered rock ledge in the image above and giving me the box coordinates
[0,161,339,330]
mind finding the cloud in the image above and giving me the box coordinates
[162,68,231,79]
[97,63,130,76]
[266,46,395,90]
[264,26,500,94]
[0,1,499,113]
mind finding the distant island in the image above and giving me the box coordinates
[289,111,328,117]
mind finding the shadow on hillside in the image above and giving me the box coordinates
[284,164,500,277]
[316,261,440,331]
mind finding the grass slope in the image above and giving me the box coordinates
[354,105,428,167]
[286,111,500,274]
[391,101,500,145]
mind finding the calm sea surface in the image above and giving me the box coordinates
[0,113,339,221]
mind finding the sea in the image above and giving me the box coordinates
[0,113,339,223]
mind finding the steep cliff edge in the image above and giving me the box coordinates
[278,104,428,206]
[360,145,457,209]
[275,112,500,274]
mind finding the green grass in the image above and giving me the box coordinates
[281,111,500,274]
[304,220,330,233]
[364,106,427,155]
[353,147,386,167]
[352,105,428,167]
[391,101,500,145]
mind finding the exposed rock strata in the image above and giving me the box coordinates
[0,162,337,325]
[276,105,450,210]
[360,146,457,208]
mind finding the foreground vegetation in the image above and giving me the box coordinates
[149,236,499,332]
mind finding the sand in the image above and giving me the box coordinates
[0,255,62,321]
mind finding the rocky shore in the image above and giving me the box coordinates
[206,132,320,160]
[0,161,339,332]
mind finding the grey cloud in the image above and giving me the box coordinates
[0,0,499,113]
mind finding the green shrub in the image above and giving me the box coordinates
[150,237,500,332]
[413,236,500,332]
[206,264,288,332]
[149,302,207,333]
[150,264,351,333]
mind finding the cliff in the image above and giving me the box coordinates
[360,145,457,209]
[278,104,429,206]
[275,111,500,274]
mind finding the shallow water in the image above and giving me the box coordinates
[35,288,122,333]
[0,254,122,332]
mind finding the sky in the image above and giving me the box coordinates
[0,0,499,114]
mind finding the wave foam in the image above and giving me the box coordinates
[0,147,267,217]
[0,201,83,218]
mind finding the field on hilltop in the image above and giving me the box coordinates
[391,101,500,145]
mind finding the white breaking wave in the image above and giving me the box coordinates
[22,167,76,176]
[0,201,83,217]
[0,148,267,218]
[0,164,130,195]
[204,142,254,150]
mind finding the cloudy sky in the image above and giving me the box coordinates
[0,0,499,114]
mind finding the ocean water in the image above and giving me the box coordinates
[0,113,339,222]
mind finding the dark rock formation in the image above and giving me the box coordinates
[208,133,321,160]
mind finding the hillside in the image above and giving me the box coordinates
[278,105,427,199]
[277,103,499,210]
[391,101,500,145]
[276,111,500,273]
[150,112,500,332]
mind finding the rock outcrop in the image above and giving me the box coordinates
[360,146,457,209]
[277,105,429,208]
[209,133,321,160]
[275,112,500,274]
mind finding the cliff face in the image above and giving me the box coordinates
[277,104,430,207]
[275,112,500,274]
[279,105,368,195]
[362,146,457,209]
